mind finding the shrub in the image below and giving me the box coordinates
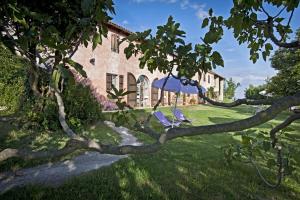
[98,95,118,111]
[71,70,118,111]
[0,45,29,115]
[0,44,103,131]
[63,78,103,130]
[22,98,60,131]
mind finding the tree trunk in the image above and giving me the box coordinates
[28,44,42,97]
[54,90,76,138]
[29,65,41,97]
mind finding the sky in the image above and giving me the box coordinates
[111,0,300,98]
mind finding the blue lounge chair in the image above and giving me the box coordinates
[172,108,192,123]
[153,111,181,128]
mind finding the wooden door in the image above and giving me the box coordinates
[127,73,137,107]
[151,80,159,107]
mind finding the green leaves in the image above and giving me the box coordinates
[265,43,273,51]
[64,58,87,78]
[81,0,95,16]
[107,85,134,100]
[106,85,135,127]
[51,69,61,90]
[211,51,224,67]
[267,158,277,168]
[203,31,218,44]
[202,18,209,28]
[208,8,213,16]
[92,33,101,50]
[57,64,73,79]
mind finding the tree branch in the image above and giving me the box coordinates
[54,90,77,138]
[266,18,300,48]
[166,92,300,140]
[0,137,161,163]
[134,123,161,140]
[199,92,275,107]
[270,113,300,147]
[287,9,294,27]
[1,92,299,163]
[175,77,276,107]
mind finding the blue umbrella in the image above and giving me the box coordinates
[152,76,206,94]
[152,76,206,127]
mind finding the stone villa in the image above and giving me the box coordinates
[73,22,225,108]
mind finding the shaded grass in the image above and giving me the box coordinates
[0,120,121,171]
[1,104,300,199]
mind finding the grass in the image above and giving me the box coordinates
[1,104,300,200]
[0,121,121,172]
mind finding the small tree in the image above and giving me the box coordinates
[224,78,240,100]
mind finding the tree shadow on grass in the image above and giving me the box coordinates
[1,133,300,200]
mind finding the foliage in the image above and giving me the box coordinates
[0,0,114,61]
[203,0,299,63]
[122,16,224,80]
[99,97,118,111]
[0,0,115,132]
[22,98,61,131]
[107,85,136,127]
[223,129,298,178]
[63,78,103,131]
[0,45,29,115]
[245,84,267,100]
[224,78,240,100]
[266,29,300,96]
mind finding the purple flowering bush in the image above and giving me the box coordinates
[71,70,118,111]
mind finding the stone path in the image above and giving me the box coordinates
[0,121,142,193]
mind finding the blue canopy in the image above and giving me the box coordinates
[152,76,206,94]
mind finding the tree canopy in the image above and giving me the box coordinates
[266,29,300,96]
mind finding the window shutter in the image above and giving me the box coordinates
[116,35,120,53]
[111,35,114,51]
[106,73,112,91]
[111,34,119,53]
[119,75,124,90]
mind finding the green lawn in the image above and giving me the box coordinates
[1,104,300,200]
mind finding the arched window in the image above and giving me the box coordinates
[136,75,150,107]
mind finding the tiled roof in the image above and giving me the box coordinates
[106,21,133,36]
[208,70,225,80]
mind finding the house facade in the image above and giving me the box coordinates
[73,22,225,108]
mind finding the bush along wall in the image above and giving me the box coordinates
[0,45,29,116]
[0,44,103,132]
[63,77,103,131]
